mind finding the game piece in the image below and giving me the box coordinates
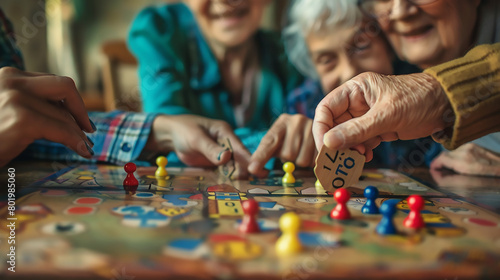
[155,156,168,178]
[218,138,235,179]
[314,146,365,192]
[239,199,260,233]
[123,162,138,194]
[282,162,296,185]
[315,179,323,189]
[276,212,302,257]
[361,186,380,214]
[330,188,351,220]
[403,195,425,229]
[376,200,399,235]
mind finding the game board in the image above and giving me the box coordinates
[1,164,500,279]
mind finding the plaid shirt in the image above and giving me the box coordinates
[0,9,24,69]
[19,111,157,165]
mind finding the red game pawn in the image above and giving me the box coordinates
[330,188,351,220]
[403,195,425,229]
[123,162,139,194]
[239,199,260,233]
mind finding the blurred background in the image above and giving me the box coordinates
[1,0,289,111]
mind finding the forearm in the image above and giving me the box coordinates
[424,43,500,150]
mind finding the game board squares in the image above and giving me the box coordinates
[248,188,270,194]
[73,197,103,205]
[162,194,199,207]
[77,175,94,180]
[133,192,158,199]
[41,221,86,235]
[258,201,285,211]
[17,203,52,215]
[122,211,171,228]
[398,182,427,191]
[77,178,100,188]
[300,187,327,195]
[112,205,156,216]
[163,238,209,260]
[271,188,298,195]
[42,181,75,187]
[438,206,476,215]
[298,232,342,248]
[64,206,96,215]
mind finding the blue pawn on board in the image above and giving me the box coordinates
[361,186,379,214]
[376,199,399,235]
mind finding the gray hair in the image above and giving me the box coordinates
[284,0,363,78]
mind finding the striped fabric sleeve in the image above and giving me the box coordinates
[424,43,500,150]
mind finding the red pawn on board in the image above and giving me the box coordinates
[403,195,425,229]
[239,199,260,233]
[331,188,351,220]
[123,162,139,194]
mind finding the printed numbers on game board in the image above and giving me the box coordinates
[314,146,365,191]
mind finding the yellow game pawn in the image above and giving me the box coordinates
[315,179,322,189]
[282,162,296,185]
[276,212,302,257]
[155,156,168,178]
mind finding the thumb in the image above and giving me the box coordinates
[323,109,383,149]
[196,133,232,165]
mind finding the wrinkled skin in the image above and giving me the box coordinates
[431,143,500,177]
[0,67,94,167]
[248,114,316,177]
[312,72,452,158]
[146,114,251,179]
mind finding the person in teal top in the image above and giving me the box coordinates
[128,1,303,131]
[128,1,310,176]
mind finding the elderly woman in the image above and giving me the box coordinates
[313,0,500,176]
[251,0,440,170]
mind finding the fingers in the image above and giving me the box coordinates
[19,75,94,133]
[195,132,233,166]
[248,118,287,176]
[30,111,93,158]
[21,91,93,149]
[323,107,384,150]
[312,83,353,150]
[207,120,251,179]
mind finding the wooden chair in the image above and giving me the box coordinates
[101,40,141,111]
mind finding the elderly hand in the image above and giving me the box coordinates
[0,67,95,167]
[431,143,500,177]
[146,114,252,179]
[313,72,453,159]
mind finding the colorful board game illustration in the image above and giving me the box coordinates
[1,164,499,279]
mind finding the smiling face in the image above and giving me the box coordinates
[184,0,268,48]
[307,23,394,92]
[377,0,480,69]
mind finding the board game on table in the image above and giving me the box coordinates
[1,163,499,279]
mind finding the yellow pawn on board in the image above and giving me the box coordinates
[282,162,296,184]
[276,212,302,257]
[155,156,168,178]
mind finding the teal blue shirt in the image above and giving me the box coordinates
[128,3,304,131]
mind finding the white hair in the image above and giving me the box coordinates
[284,0,363,78]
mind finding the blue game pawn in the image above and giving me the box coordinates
[376,199,399,235]
[361,186,379,214]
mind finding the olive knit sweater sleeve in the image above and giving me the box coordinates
[424,43,500,150]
